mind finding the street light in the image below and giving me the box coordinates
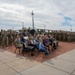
[44,24,46,30]
[70,25,72,32]
[18,21,24,29]
[31,10,34,29]
[12,26,14,30]
[21,22,24,29]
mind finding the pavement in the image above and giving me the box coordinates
[0,49,75,75]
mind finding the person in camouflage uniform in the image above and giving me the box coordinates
[70,32,73,42]
[55,31,59,40]
[74,32,75,42]
[67,32,71,42]
[0,31,1,46]
[0,30,3,47]
[11,31,14,45]
[7,31,12,46]
[0,34,1,47]
[52,31,56,39]
[1,30,5,47]
[58,31,63,41]
[4,31,8,47]
[62,32,67,42]
[73,32,75,42]
[71,32,73,42]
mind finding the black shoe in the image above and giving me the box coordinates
[31,53,34,56]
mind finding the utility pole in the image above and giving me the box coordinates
[18,21,24,29]
[12,26,14,30]
[70,25,72,32]
[43,24,46,31]
[31,10,34,29]
[22,22,24,28]
[44,24,46,30]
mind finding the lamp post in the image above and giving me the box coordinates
[31,10,34,29]
[21,22,24,29]
[70,25,72,32]
[18,21,24,29]
[43,24,46,31]
[12,26,14,30]
[44,24,46,30]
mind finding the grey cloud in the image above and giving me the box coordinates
[0,0,75,31]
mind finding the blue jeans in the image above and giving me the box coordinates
[38,48,49,55]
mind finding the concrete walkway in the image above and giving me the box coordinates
[0,49,75,75]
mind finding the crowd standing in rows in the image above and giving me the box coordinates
[0,28,75,56]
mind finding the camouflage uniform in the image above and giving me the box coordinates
[73,33,75,42]
[63,32,67,42]
[1,31,5,47]
[59,32,63,41]
[71,33,74,42]
[70,33,73,42]
[7,32,12,46]
[0,32,1,46]
[56,32,59,40]
[4,32,8,47]
[67,33,71,42]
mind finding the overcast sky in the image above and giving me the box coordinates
[0,0,75,31]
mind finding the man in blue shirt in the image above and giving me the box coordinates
[39,42,49,55]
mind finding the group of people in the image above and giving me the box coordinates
[50,30,75,42]
[1,28,75,56]
[0,29,18,47]
[0,28,59,56]
[14,32,58,56]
